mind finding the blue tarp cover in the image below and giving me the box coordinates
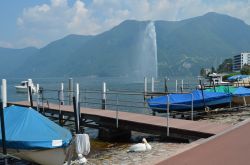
[233,87,250,96]
[227,75,250,81]
[0,106,72,149]
[147,90,231,111]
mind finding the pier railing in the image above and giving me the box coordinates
[37,87,151,115]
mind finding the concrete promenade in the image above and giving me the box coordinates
[157,119,250,165]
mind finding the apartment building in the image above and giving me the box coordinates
[233,52,250,72]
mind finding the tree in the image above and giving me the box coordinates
[240,64,250,75]
[217,58,233,73]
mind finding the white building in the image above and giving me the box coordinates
[233,52,250,72]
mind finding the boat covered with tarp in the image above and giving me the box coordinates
[0,106,72,165]
[231,87,250,105]
[205,86,250,105]
[227,75,250,81]
[147,90,231,112]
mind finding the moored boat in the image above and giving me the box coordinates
[147,90,232,112]
[15,79,37,93]
[231,87,250,105]
[205,86,250,105]
[0,106,72,165]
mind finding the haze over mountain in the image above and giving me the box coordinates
[0,47,38,77]
[1,12,250,79]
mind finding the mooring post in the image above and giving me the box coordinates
[59,83,64,126]
[151,77,155,92]
[164,77,168,93]
[28,86,33,107]
[68,78,73,105]
[27,79,33,107]
[76,83,81,128]
[1,79,7,157]
[60,83,64,105]
[73,96,80,134]
[144,77,147,101]
[1,79,7,108]
[102,82,106,110]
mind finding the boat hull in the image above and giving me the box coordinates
[15,86,36,93]
[15,86,28,93]
[232,96,250,105]
[6,147,67,165]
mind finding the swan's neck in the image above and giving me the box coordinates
[145,143,151,150]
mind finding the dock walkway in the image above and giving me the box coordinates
[9,101,232,140]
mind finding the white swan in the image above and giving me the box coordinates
[127,138,152,152]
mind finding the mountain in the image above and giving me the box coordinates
[156,12,250,76]
[3,12,250,78]
[0,47,38,77]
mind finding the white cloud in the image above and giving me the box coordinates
[15,0,250,48]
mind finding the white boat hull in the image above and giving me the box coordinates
[15,86,29,93]
[15,86,36,93]
[7,147,67,165]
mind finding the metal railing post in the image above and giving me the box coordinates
[191,93,194,120]
[164,77,168,93]
[144,77,147,101]
[84,89,87,108]
[151,77,155,92]
[116,94,119,128]
[175,80,178,93]
[181,80,184,93]
[167,94,170,136]
[73,96,80,134]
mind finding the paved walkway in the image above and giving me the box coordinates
[156,119,250,165]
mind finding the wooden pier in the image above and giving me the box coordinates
[9,101,232,141]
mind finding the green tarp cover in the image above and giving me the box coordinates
[205,86,237,94]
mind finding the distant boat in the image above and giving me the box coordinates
[15,79,37,93]
[0,106,72,165]
[147,90,232,112]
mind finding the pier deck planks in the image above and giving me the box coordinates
[9,101,232,138]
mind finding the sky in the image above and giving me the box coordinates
[0,0,250,49]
